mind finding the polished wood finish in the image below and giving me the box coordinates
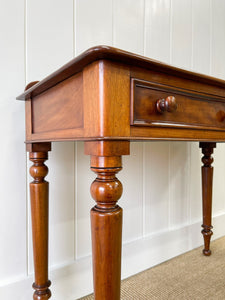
[90,162,122,300]
[25,81,39,91]
[200,142,216,256]
[29,143,51,300]
[156,96,177,113]
[32,73,83,134]
[86,141,129,300]
[84,140,130,156]
[17,46,225,299]
[131,78,225,131]
[26,142,51,153]
[22,57,225,142]
[17,45,225,101]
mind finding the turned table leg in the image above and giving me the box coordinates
[85,141,130,300]
[199,142,216,256]
[28,143,52,299]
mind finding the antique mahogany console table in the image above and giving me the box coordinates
[17,46,225,299]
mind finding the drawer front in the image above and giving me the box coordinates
[131,79,225,131]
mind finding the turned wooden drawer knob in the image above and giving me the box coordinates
[156,96,177,113]
[216,110,225,122]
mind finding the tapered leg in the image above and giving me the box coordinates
[85,141,130,300]
[199,142,216,256]
[28,143,51,300]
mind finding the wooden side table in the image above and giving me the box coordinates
[17,46,225,300]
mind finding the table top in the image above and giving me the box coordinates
[17,45,225,101]
[17,46,225,143]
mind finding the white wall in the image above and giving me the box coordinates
[1,0,225,299]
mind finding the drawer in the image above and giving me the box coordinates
[131,78,225,131]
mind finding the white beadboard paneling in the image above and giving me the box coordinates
[119,142,143,242]
[48,142,75,266]
[145,0,171,63]
[169,142,190,228]
[144,142,170,235]
[76,142,95,258]
[192,0,210,74]
[0,0,26,283]
[123,211,225,281]
[211,0,225,215]
[28,142,75,273]
[113,0,144,55]
[26,0,75,272]
[112,0,144,242]
[26,0,74,81]
[171,0,192,68]
[189,143,202,223]
[211,0,225,79]
[75,0,113,55]
[143,0,171,237]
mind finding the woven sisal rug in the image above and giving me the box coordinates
[79,237,225,299]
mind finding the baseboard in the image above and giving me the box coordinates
[1,213,225,300]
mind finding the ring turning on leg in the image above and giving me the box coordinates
[85,141,130,300]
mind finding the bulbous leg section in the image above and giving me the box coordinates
[33,281,51,300]
[90,156,123,300]
[85,141,130,300]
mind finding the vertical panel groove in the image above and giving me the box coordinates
[168,143,171,229]
[24,0,29,277]
[143,0,146,56]
[191,0,194,70]
[73,0,77,260]
[169,0,172,230]
[73,0,76,57]
[142,142,146,237]
[187,143,191,225]
[209,0,212,75]
[24,0,27,85]
[169,0,173,64]
[26,159,29,277]
[112,0,115,45]
[74,142,78,260]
